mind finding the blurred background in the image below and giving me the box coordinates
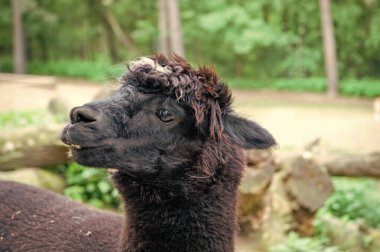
[0,0,380,251]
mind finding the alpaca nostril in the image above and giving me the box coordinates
[76,112,92,123]
[70,107,98,124]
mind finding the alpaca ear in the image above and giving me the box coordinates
[223,113,276,149]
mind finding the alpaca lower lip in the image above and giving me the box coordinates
[70,145,107,151]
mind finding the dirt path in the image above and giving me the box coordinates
[1,74,379,156]
[0,74,103,112]
[232,90,379,157]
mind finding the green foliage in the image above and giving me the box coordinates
[319,177,380,229]
[1,0,380,93]
[0,56,12,73]
[270,232,341,252]
[332,0,380,78]
[0,110,59,128]
[64,163,120,209]
[227,78,268,89]
[270,78,326,92]
[340,79,380,98]
[272,178,380,252]
[28,59,125,82]
[227,77,380,98]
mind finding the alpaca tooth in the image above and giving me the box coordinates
[70,144,81,150]
[107,168,118,174]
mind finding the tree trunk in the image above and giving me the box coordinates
[158,0,170,56]
[0,125,69,170]
[324,152,380,178]
[319,0,339,97]
[11,0,26,74]
[96,0,139,56]
[166,0,185,56]
[95,0,120,62]
[157,0,185,56]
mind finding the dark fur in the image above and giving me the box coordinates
[60,55,276,252]
[0,181,121,252]
[123,54,233,139]
[1,55,275,252]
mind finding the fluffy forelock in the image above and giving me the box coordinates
[121,54,233,139]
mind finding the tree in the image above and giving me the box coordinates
[11,0,26,74]
[167,0,184,56]
[158,0,184,56]
[158,0,170,56]
[95,0,139,57]
[319,0,339,97]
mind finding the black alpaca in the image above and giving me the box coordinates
[0,55,275,252]
[61,55,276,252]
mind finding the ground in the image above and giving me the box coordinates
[1,73,379,157]
[233,90,380,158]
[1,74,379,252]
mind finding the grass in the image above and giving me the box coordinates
[0,110,60,128]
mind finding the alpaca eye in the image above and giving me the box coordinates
[156,109,174,123]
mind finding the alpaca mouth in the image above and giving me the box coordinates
[69,144,108,151]
[107,168,119,174]
[70,144,81,150]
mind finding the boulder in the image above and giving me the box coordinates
[0,168,66,193]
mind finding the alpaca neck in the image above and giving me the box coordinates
[113,173,239,252]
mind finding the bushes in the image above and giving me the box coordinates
[320,177,380,229]
[63,163,120,209]
[228,77,380,98]
[227,78,267,89]
[340,79,380,98]
[271,78,326,93]
[272,177,380,252]
[28,60,125,82]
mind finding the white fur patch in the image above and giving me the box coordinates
[129,57,172,74]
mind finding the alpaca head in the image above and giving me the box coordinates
[61,55,276,180]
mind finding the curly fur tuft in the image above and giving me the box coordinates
[123,54,232,139]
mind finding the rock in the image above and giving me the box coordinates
[287,156,333,212]
[48,96,70,122]
[318,215,380,252]
[244,149,276,167]
[238,157,277,234]
[0,168,66,193]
